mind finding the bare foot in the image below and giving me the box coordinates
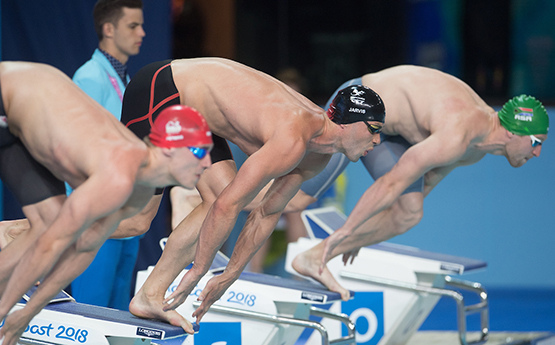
[129,288,195,334]
[292,247,350,301]
[0,219,29,249]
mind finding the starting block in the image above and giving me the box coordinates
[3,286,186,345]
[135,241,357,345]
[284,207,490,345]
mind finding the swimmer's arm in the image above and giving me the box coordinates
[243,181,316,213]
[226,169,306,273]
[185,139,309,322]
[6,200,143,342]
[110,194,163,238]
[0,173,134,319]
[341,132,467,235]
[191,138,307,276]
[422,165,458,197]
[3,244,99,344]
[242,181,273,211]
[214,151,328,281]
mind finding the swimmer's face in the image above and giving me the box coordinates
[343,121,382,162]
[506,133,546,167]
[170,144,213,188]
[112,7,145,58]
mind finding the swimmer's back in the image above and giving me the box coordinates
[170,58,326,153]
[362,65,492,141]
[0,61,145,184]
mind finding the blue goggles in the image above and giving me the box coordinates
[189,147,209,159]
[530,135,542,148]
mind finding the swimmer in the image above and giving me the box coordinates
[287,65,548,299]
[0,62,212,345]
[118,58,385,332]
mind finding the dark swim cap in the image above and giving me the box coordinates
[498,95,549,135]
[327,85,385,124]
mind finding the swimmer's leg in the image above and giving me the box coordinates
[292,192,423,300]
[0,195,65,295]
[0,219,30,249]
[130,160,237,334]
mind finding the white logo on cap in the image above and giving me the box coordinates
[351,89,365,97]
[350,89,366,106]
[165,120,185,141]
[349,107,366,113]
[166,120,182,135]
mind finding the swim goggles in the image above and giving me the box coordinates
[189,147,209,159]
[530,135,542,148]
[364,121,383,135]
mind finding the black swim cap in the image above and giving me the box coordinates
[327,85,385,124]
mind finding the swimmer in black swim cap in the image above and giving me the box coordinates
[327,85,386,134]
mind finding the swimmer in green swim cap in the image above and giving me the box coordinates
[497,94,549,157]
[498,94,549,136]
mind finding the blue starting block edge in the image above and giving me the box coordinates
[368,242,487,272]
[21,286,187,339]
[44,302,186,338]
[22,286,74,304]
[302,207,487,274]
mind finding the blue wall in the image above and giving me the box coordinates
[1,0,171,78]
[343,107,555,288]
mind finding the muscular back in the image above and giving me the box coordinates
[170,58,326,155]
[0,61,146,188]
[362,65,494,146]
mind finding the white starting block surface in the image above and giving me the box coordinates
[3,286,186,345]
[284,207,490,345]
[136,249,356,345]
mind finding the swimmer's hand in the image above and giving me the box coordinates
[192,273,233,323]
[0,308,32,345]
[163,271,202,312]
[342,248,360,266]
[319,229,349,274]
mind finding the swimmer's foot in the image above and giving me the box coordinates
[0,219,29,249]
[292,247,350,301]
[130,289,196,334]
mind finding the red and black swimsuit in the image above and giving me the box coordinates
[121,60,232,166]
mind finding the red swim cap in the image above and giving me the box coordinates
[149,105,212,148]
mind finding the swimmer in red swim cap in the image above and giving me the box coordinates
[149,105,213,159]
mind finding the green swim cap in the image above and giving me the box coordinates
[498,95,549,135]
